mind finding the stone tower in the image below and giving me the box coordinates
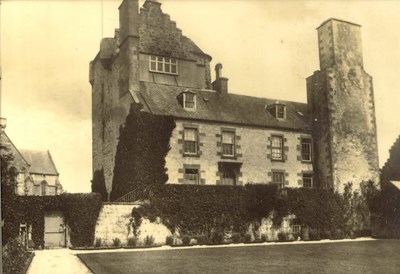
[307,19,380,192]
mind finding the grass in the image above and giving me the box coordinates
[78,239,400,274]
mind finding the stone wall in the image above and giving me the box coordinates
[94,203,172,246]
[166,119,313,186]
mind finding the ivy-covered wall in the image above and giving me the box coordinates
[110,103,175,201]
[136,183,377,242]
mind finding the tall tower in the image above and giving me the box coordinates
[307,18,380,192]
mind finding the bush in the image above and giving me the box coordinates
[231,233,242,243]
[144,235,155,246]
[244,233,252,243]
[210,231,224,244]
[112,238,121,247]
[354,229,372,238]
[127,237,137,247]
[195,235,207,245]
[165,235,174,246]
[260,234,268,242]
[94,238,102,247]
[309,229,320,241]
[2,238,31,274]
[182,236,191,246]
[292,232,301,241]
[277,232,287,241]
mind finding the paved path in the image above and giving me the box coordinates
[26,249,92,274]
[26,237,376,274]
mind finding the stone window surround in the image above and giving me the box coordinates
[178,164,205,185]
[216,127,242,159]
[267,134,288,162]
[149,55,178,75]
[300,137,313,162]
[178,123,204,157]
[269,169,289,187]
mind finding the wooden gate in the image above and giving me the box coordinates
[44,211,65,248]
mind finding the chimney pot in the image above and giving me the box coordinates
[215,63,223,79]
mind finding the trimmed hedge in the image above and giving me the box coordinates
[2,193,102,248]
[138,183,377,242]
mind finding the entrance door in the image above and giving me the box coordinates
[44,212,65,248]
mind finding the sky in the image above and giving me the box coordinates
[1,0,400,193]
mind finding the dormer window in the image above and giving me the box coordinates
[267,102,286,120]
[149,56,178,75]
[177,90,196,111]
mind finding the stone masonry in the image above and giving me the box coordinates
[307,19,380,192]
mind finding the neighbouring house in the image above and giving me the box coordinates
[0,118,63,196]
[381,135,400,188]
[90,0,380,199]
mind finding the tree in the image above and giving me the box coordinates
[91,168,108,202]
[1,143,18,245]
[110,103,175,201]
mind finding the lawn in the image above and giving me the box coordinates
[78,240,400,274]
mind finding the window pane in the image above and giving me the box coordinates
[271,136,283,159]
[222,132,234,144]
[184,93,195,109]
[277,106,285,119]
[303,174,313,188]
[171,64,177,73]
[272,172,284,188]
[150,56,157,61]
[184,168,199,184]
[184,128,197,141]
[301,139,312,161]
[165,64,170,73]
[184,128,197,154]
[157,56,163,62]
[150,61,156,71]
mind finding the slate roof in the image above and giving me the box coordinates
[139,82,311,131]
[19,150,59,176]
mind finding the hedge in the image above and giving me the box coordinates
[2,193,102,248]
[138,183,377,241]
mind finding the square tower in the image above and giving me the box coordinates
[307,19,380,192]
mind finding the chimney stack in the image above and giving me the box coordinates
[119,0,139,46]
[212,63,228,95]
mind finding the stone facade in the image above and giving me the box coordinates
[90,1,380,198]
[307,19,380,192]
[166,120,312,187]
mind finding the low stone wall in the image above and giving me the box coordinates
[94,203,172,246]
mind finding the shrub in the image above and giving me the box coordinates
[231,233,242,243]
[210,231,224,244]
[331,229,344,240]
[309,229,320,241]
[165,235,174,246]
[195,235,207,245]
[144,235,155,246]
[292,232,301,241]
[94,238,102,247]
[260,234,268,242]
[354,229,371,238]
[112,238,121,247]
[277,232,287,241]
[2,238,31,274]
[244,233,252,243]
[127,237,137,247]
[182,236,191,246]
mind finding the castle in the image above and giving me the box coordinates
[90,0,379,198]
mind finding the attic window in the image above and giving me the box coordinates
[276,105,286,119]
[267,102,287,120]
[149,56,178,75]
[177,90,197,111]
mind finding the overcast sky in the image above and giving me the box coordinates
[2,0,400,193]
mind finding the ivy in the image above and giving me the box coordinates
[110,103,175,201]
[92,168,108,202]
